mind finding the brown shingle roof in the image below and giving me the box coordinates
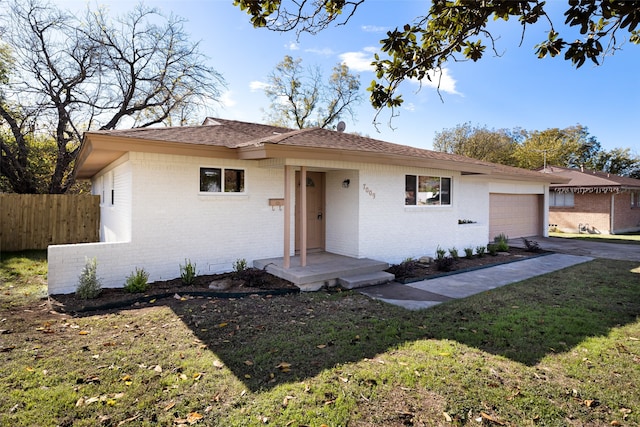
[544,166,640,191]
[88,118,291,149]
[79,117,566,183]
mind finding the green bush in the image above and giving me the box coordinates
[435,256,455,272]
[493,233,509,252]
[448,247,459,260]
[435,246,446,260]
[522,237,542,252]
[180,259,197,286]
[124,267,149,293]
[476,245,486,257]
[487,243,499,256]
[233,258,247,273]
[464,247,474,259]
[386,258,418,280]
[76,257,102,299]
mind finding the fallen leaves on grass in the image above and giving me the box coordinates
[276,362,291,372]
[479,411,505,425]
[76,392,125,407]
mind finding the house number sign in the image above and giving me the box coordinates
[362,184,376,199]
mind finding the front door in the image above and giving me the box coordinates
[295,171,325,251]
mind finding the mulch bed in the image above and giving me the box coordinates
[49,271,299,314]
[386,247,549,284]
[49,247,547,314]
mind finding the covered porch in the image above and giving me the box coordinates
[254,252,393,292]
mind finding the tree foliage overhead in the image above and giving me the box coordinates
[263,55,362,129]
[433,123,520,166]
[434,122,640,178]
[234,0,640,113]
[0,0,225,193]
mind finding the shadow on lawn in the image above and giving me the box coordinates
[75,259,640,392]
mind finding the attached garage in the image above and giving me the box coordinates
[489,194,542,239]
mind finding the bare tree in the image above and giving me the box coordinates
[264,55,361,129]
[0,0,225,193]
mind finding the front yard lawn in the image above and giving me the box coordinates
[1,251,639,426]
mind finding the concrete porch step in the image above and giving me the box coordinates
[338,271,395,290]
[254,253,391,292]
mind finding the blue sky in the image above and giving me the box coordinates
[62,0,639,153]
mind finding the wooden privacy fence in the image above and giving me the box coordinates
[1,194,100,251]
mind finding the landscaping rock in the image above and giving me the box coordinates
[209,278,235,290]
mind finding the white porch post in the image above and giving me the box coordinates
[283,165,291,269]
[300,166,308,267]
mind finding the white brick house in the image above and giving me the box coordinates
[48,118,566,294]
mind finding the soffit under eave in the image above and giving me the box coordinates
[486,171,570,184]
[237,144,493,174]
[76,134,237,179]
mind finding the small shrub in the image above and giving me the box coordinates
[435,256,455,272]
[493,233,510,252]
[476,246,486,257]
[387,259,418,280]
[180,259,197,286]
[522,237,542,253]
[487,243,499,256]
[124,267,149,293]
[233,258,247,273]
[448,247,459,260]
[76,257,102,299]
[435,246,446,260]
[464,247,474,259]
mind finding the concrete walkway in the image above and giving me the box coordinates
[518,236,640,261]
[359,253,594,310]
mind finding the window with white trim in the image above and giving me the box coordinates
[200,167,245,193]
[549,190,574,207]
[632,191,640,208]
[405,175,451,206]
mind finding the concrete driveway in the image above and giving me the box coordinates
[512,236,640,262]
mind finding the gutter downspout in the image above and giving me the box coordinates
[610,193,615,235]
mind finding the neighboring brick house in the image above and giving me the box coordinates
[48,118,567,294]
[543,166,640,234]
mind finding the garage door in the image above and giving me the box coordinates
[489,194,542,239]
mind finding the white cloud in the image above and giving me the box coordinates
[286,41,299,51]
[304,47,335,56]
[409,68,461,96]
[339,47,377,72]
[403,102,416,112]
[219,90,237,108]
[361,25,388,33]
[249,81,270,92]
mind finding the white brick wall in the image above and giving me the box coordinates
[48,153,549,294]
[355,165,490,264]
[48,153,287,295]
[93,157,132,242]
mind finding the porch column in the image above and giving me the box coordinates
[283,165,291,269]
[300,166,308,267]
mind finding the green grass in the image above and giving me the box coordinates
[0,250,48,309]
[1,252,639,426]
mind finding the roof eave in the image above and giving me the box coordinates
[77,133,236,179]
[237,143,494,174]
